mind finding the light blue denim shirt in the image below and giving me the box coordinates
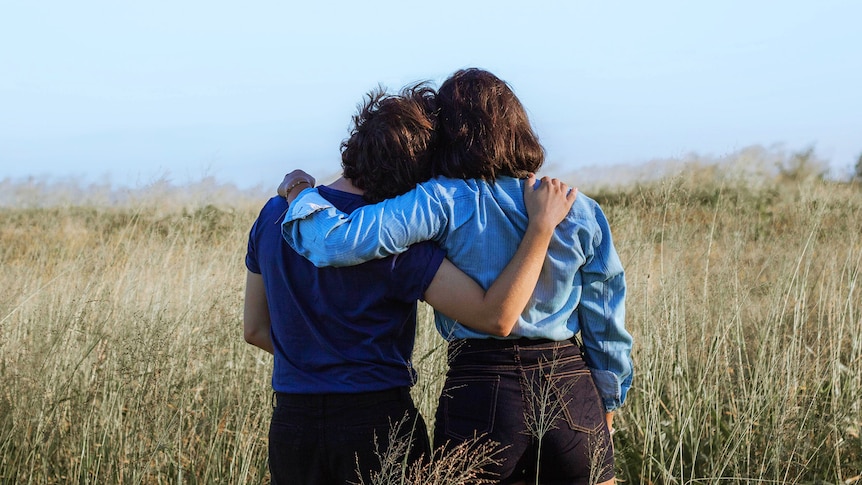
[282,176,633,411]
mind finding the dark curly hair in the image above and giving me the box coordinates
[433,68,544,181]
[341,83,437,202]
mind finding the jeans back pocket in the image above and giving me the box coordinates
[547,369,605,434]
[436,375,501,442]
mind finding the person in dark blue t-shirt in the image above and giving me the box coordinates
[243,84,576,484]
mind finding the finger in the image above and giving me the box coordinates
[568,187,578,201]
[526,173,537,191]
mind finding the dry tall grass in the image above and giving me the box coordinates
[1,201,269,483]
[598,176,862,483]
[1,168,860,484]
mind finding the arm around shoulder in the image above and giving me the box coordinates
[282,182,450,267]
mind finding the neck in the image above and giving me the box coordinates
[327,176,364,195]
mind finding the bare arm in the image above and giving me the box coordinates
[423,175,577,336]
[243,270,274,354]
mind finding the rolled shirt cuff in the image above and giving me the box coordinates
[284,188,330,220]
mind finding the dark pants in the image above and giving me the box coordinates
[434,338,615,485]
[268,387,430,485]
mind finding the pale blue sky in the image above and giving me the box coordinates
[2,0,860,189]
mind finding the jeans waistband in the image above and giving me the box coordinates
[272,386,410,408]
[449,337,576,351]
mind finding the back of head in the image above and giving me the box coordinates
[341,84,436,202]
[433,68,544,181]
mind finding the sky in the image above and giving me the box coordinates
[2,0,861,190]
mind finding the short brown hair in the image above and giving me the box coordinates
[341,84,436,202]
[433,68,544,181]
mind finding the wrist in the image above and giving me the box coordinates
[525,219,556,238]
[283,180,312,201]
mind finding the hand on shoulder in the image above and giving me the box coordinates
[277,170,316,202]
[523,173,577,232]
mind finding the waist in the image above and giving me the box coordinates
[435,312,578,341]
[446,337,586,369]
[272,386,411,408]
[449,337,577,351]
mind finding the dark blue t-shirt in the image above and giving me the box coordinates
[245,187,446,394]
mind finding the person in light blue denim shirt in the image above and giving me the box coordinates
[280,69,631,484]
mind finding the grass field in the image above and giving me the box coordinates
[1,168,860,484]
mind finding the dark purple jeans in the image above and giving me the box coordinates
[268,387,430,485]
[433,338,615,484]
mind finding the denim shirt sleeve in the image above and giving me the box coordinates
[281,184,448,267]
[576,203,634,412]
